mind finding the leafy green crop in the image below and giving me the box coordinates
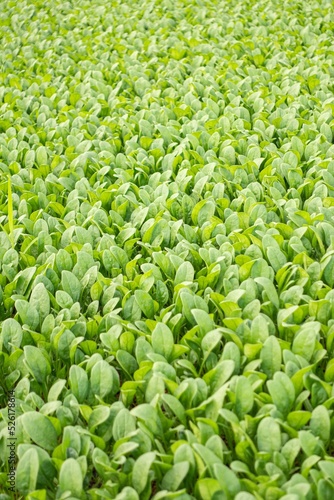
[1,0,334,498]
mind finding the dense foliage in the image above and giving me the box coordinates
[1,0,334,498]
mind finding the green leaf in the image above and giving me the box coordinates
[146,374,165,403]
[195,478,222,500]
[131,404,162,436]
[254,277,279,309]
[318,478,334,500]
[299,430,322,456]
[29,283,50,321]
[213,463,241,497]
[56,249,73,272]
[90,360,119,399]
[192,309,215,338]
[319,461,334,482]
[161,394,187,426]
[24,346,51,384]
[174,261,195,285]
[203,359,235,393]
[55,290,73,309]
[281,438,300,469]
[48,379,66,402]
[69,365,89,403]
[192,200,216,227]
[235,376,254,419]
[152,323,174,361]
[257,417,281,453]
[113,408,137,441]
[21,412,58,451]
[115,487,140,500]
[116,349,138,376]
[16,448,39,496]
[310,405,331,443]
[201,329,223,360]
[2,318,22,350]
[15,300,39,330]
[292,322,319,362]
[155,280,169,306]
[287,411,312,430]
[192,444,222,471]
[260,336,281,378]
[36,146,48,166]
[161,461,189,491]
[59,458,83,497]
[266,246,287,272]
[61,270,82,302]
[267,372,295,417]
[132,452,156,494]
[134,290,155,318]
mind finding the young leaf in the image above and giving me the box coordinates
[21,412,58,451]
[29,283,50,321]
[267,372,295,417]
[174,261,195,285]
[260,336,281,378]
[134,290,155,318]
[257,417,281,453]
[235,376,254,419]
[24,346,51,385]
[16,448,39,496]
[132,452,156,494]
[151,323,174,361]
[161,461,189,491]
[61,270,82,302]
[69,365,89,403]
[59,458,83,497]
